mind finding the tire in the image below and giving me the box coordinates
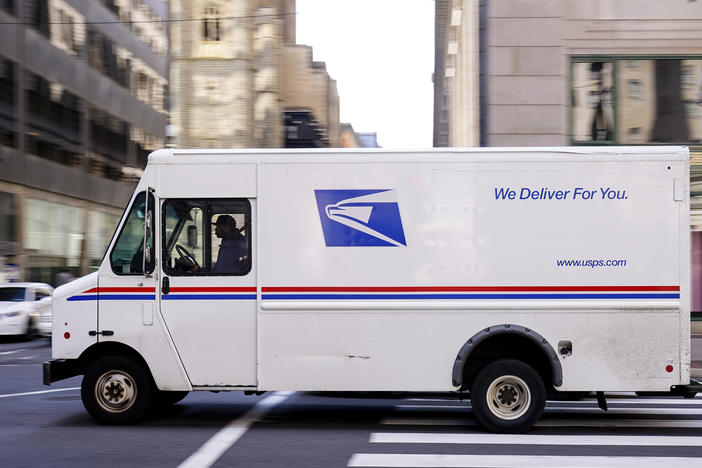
[153,390,189,408]
[81,356,153,424]
[470,359,546,433]
[22,317,37,341]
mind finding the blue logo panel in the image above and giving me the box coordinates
[315,189,407,247]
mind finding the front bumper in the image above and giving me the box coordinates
[43,359,81,385]
[0,315,27,335]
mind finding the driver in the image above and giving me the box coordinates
[211,214,246,273]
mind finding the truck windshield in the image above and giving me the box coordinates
[0,287,26,302]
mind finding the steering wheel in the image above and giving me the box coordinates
[175,244,200,270]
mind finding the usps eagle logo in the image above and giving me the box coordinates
[315,189,407,247]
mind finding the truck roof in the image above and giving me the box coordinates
[148,146,690,165]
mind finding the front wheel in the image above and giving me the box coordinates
[470,359,546,433]
[81,356,153,424]
[23,317,37,341]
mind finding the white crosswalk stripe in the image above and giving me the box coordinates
[370,432,702,446]
[347,396,702,467]
[381,417,702,428]
[348,454,697,467]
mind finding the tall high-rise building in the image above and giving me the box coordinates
[169,0,340,149]
[0,0,168,283]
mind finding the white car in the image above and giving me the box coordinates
[0,283,53,339]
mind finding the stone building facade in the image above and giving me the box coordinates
[434,0,702,147]
[433,0,479,147]
[170,0,340,149]
[281,45,340,147]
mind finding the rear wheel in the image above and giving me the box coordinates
[81,356,153,424]
[470,359,546,433]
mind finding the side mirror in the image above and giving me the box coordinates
[142,209,153,275]
[145,210,153,234]
[187,225,198,248]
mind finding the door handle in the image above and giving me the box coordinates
[162,276,170,295]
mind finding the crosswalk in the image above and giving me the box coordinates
[347,394,702,467]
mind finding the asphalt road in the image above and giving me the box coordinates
[2,337,702,468]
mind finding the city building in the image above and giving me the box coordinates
[338,124,380,149]
[434,0,702,147]
[433,0,479,147]
[0,0,168,284]
[170,0,340,149]
[434,0,702,314]
[282,44,340,147]
[357,132,380,148]
[339,123,362,148]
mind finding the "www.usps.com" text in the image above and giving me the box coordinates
[556,259,628,268]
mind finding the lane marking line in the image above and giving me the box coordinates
[0,350,23,355]
[347,454,702,467]
[178,391,292,468]
[370,432,702,446]
[0,387,80,398]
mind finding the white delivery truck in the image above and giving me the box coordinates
[44,147,701,432]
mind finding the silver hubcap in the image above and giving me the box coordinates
[485,374,531,420]
[95,371,137,413]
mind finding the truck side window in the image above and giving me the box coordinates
[162,199,251,276]
[110,192,155,275]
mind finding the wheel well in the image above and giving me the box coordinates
[460,335,552,390]
[77,342,154,381]
[452,325,562,392]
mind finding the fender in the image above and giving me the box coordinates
[452,324,563,388]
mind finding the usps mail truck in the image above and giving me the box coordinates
[44,147,699,432]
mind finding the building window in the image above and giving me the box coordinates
[203,6,221,41]
[627,127,642,143]
[59,11,76,52]
[25,0,49,37]
[0,0,14,16]
[628,80,642,100]
[0,192,15,244]
[571,61,615,143]
[24,198,84,265]
[571,57,702,145]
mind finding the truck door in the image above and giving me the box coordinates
[98,190,157,342]
[158,198,256,387]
